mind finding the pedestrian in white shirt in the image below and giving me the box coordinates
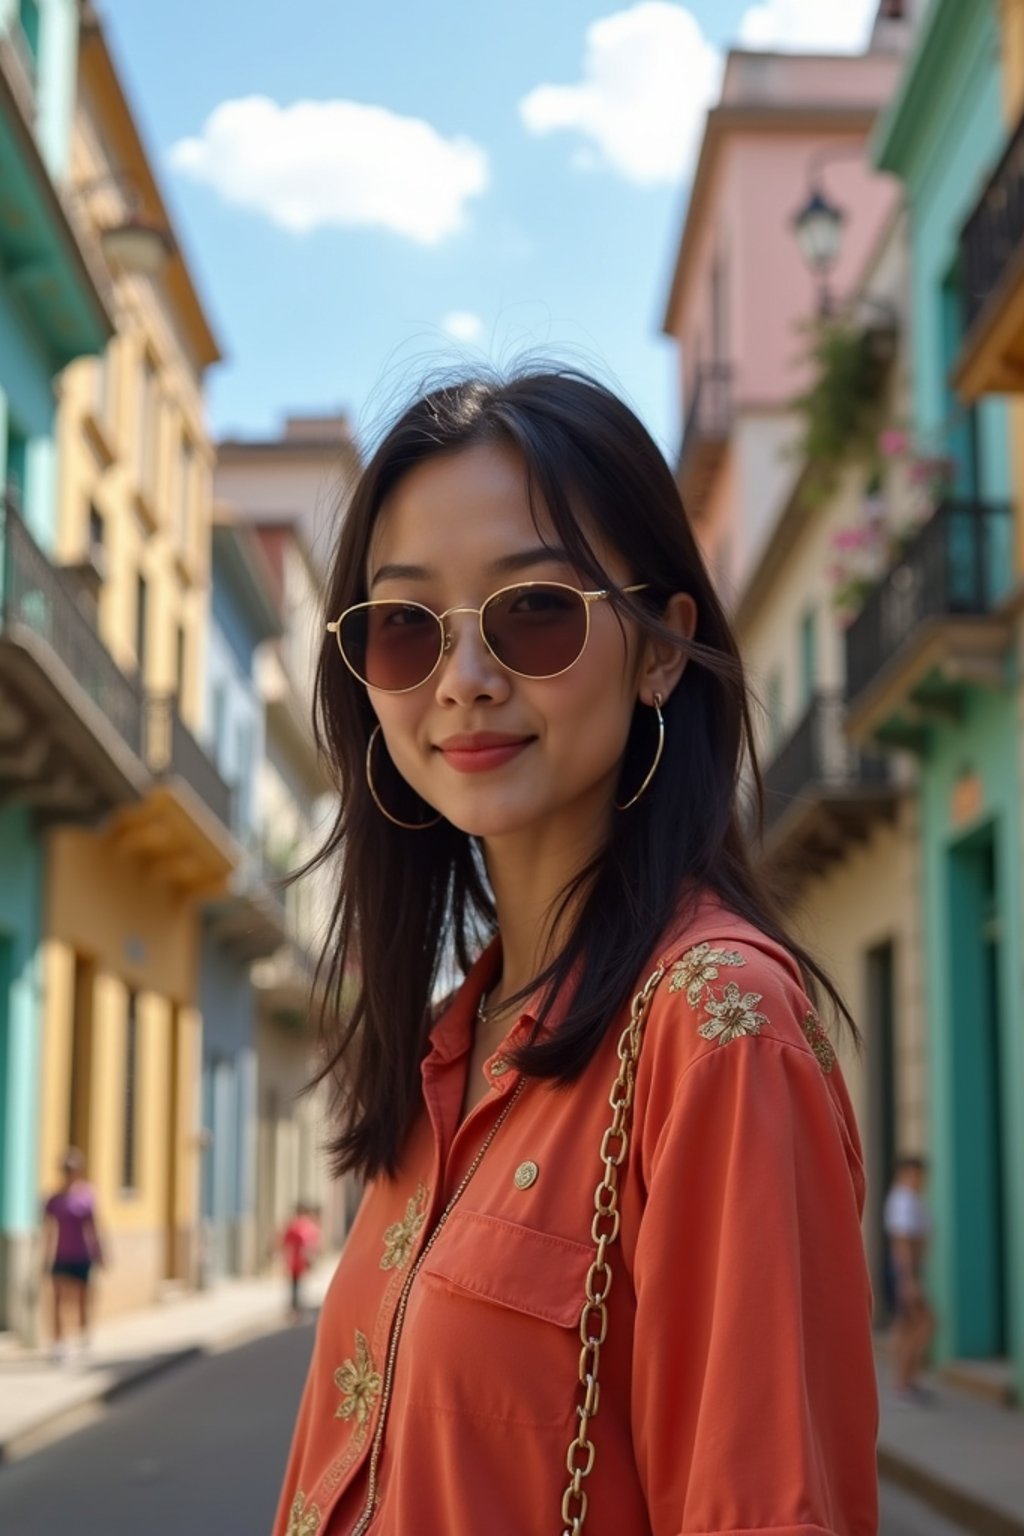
[884,1155,936,1402]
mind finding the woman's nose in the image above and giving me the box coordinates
[435,610,507,699]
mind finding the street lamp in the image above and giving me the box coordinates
[71,175,176,279]
[792,184,845,316]
[98,209,175,278]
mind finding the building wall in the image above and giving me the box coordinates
[40,828,202,1316]
[198,927,257,1277]
[919,684,1023,1385]
[883,0,1024,1393]
[0,279,58,545]
[0,809,44,1337]
[792,808,924,1297]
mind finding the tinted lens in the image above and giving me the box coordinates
[339,602,443,690]
[482,584,589,678]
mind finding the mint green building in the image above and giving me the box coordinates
[0,0,112,1335]
[855,0,1024,1399]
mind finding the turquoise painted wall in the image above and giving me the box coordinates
[887,0,1024,1393]
[920,686,1024,1392]
[0,279,58,546]
[0,810,44,1236]
[0,0,79,178]
[903,2,1011,499]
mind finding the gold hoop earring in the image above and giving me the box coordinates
[615,693,665,811]
[366,725,442,830]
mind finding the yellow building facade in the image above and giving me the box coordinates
[37,10,231,1319]
[735,220,927,1304]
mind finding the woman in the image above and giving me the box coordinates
[42,1147,104,1363]
[274,370,877,1536]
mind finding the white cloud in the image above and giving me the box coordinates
[738,0,876,53]
[518,2,722,187]
[441,310,485,342]
[169,96,489,246]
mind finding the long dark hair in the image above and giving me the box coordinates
[307,367,854,1180]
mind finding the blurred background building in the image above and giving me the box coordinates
[663,0,1024,1403]
[0,1,358,1345]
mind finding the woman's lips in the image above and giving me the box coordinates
[436,734,535,774]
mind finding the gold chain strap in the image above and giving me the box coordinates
[560,962,665,1536]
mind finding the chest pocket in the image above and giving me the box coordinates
[407,1208,593,1427]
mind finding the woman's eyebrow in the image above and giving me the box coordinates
[370,545,573,587]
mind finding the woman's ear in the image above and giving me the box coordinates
[638,592,697,705]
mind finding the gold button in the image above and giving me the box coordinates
[514,1161,538,1190]
[490,1057,509,1077]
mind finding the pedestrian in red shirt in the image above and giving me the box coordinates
[273,370,878,1536]
[281,1203,321,1322]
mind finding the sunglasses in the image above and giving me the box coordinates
[327,581,650,693]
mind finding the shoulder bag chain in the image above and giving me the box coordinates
[560,961,665,1536]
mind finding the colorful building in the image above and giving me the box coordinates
[36,6,236,1326]
[198,513,285,1281]
[659,30,915,1294]
[0,0,113,1338]
[871,0,1024,1398]
[215,416,361,1257]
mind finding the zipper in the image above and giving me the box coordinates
[348,1077,528,1536]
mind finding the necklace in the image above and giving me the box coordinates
[476,990,516,1028]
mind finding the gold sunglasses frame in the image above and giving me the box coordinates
[326,581,650,694]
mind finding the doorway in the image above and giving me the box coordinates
[865,939,898,1317]
[947,823,1008,1358]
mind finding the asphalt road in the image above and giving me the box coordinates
[0,1321,971,1535]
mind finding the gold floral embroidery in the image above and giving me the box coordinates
[801,1010,836,1074]
[286,1491,321,1536]
[380,1181,428,1271]
[669,942,746,1007]
[697,981,769,1047]
[334,1330,382,1427]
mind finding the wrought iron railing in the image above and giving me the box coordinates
[762,691,890,838]
[845,499,1013,704]
[679,361,732,474]
[0,498,143,755]
[144,693,233,828]
[961,107,1024,332]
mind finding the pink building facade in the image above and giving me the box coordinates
[662,47,904,607]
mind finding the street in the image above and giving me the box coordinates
[0,1321,971,1536]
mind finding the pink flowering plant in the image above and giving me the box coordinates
[827,428,958,623]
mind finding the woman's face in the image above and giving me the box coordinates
[363,441,690,846]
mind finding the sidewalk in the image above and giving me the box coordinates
[1,1282,1022,1533]
[877,1357,1024,1536]
[0,1259,334,1464]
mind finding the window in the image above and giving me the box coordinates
[122,990,139,1191]
[5,422,28,513]
[135,573,148,675]
[17,0,40,66]
[176,623,187,704]
[138,357,159,498]
[69,957,95,1157]
[799,608,817,708]
[96,341,117,428]
[178,436,194,548]
[766,670,783,754]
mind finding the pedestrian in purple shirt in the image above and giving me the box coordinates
[41,1148,105,1363]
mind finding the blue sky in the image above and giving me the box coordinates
[100,0,877,459]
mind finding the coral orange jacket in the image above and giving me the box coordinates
[274,903,878,1536]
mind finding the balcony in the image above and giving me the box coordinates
[107,694,236,897]
[677,361,732,518]
[957,106,1024,398]
[204,825,290,963]
[759,692,897,886]
[844,500,1015,749]
[0,499,145,819]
